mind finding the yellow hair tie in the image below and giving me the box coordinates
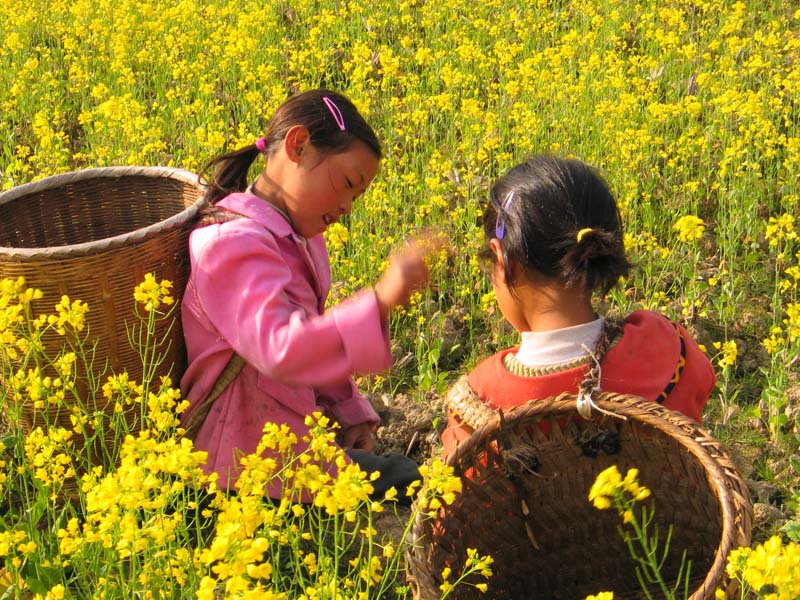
[576,227,594,243]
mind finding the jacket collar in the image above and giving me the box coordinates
[216,192,331,306]
[217,192,296,239]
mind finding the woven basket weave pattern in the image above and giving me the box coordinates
[407,392,752,600]
[0,166,205,437]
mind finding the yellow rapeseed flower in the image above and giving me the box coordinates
[417,458,463,516]
[712,340,738,369]
[133,273,174,313]
[765,213,797,247]
[726,536,800,599]
[784,303,800,342]
[47,295,89,335]
[588,465,623,509]
[762,326,785,355]
[673,215,706,243]
[589,465,651,511]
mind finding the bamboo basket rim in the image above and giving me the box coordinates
[0,166,207,259]
[407,391,753,600]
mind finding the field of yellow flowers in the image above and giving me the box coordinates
[1,0,799,597]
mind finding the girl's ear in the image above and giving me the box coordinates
[284,125,310,163]
[489,238,509,284]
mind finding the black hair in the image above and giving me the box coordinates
[199,89,382,205]
[481,155,631,296]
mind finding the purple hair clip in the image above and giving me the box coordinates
[255,137,267,152]
[494,191,515,240]
[322,96,347,131]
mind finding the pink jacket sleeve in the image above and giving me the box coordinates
[191,223,390,414]
[315,380,380,429]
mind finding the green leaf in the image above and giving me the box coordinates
[782,520,800,543]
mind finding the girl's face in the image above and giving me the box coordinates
[284,136,380,238]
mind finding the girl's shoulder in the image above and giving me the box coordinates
[466,348,586,410]
[617,309,704,356]
[191,193,292,247]
[214,193,293,233]
[609,309,685,369]
[605,309,713,420]
[622,308,676,330]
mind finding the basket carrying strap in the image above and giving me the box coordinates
[182,205,248,441]
[183,352,246,440]
[445,375,496,430]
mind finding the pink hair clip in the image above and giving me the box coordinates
[322,96,346,131]
[255,137,267,152]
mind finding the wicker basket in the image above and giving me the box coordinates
[0,166,206,438]
[407,392,752,600]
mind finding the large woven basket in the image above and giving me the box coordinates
[407,391,752,600]
[0,166,206,436]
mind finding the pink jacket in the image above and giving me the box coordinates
[179,192,389,491]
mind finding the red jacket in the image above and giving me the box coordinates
[441,310,715,457]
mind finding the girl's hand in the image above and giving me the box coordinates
[374,232,446,319]
[341,422,375,452]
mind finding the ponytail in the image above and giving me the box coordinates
[200,144,262,206]
[559,228,631,296]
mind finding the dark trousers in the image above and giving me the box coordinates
[346,450,421,506]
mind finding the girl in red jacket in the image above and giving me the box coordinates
[441,155,715,456]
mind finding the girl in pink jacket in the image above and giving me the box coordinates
[180,89,430,501]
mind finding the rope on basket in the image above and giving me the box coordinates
[576,343,626,421]
[444,375,496,430]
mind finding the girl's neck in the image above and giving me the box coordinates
[525,304,598,332]
[517,279,597,332]
[251,172,288,216]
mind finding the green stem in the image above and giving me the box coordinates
[616,493,676,600]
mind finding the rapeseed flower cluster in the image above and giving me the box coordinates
[1,277,484,598]
[412,458,463,518]
[1,277,42,361]
[672,215,706,244]
[713,339,739,370]
[47,296,89,335]
[588,465,651,514]
[23,424,73,482]
[765,214,797,248]
[722,536,800,600]
[439,548,493,596]
[133,273,175,314]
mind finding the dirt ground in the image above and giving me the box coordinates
[366,390,446,545]
[370,391,446,465]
